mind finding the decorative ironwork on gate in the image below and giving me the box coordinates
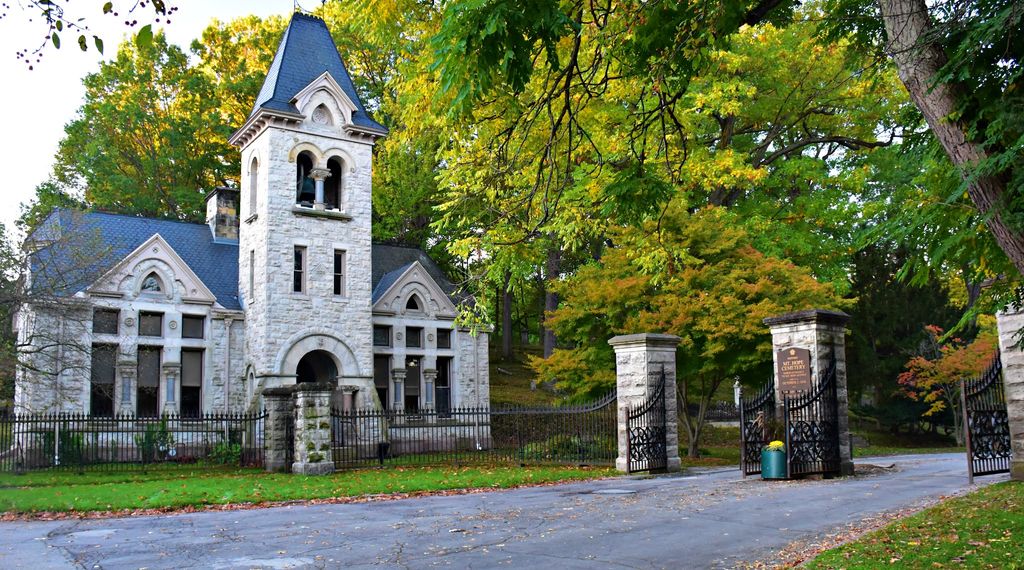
[962,353,1010,483]
[626,368,668,473]
[739,381,775,476]
[783,354,841,478]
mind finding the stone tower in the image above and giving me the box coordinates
[229,13,388,398]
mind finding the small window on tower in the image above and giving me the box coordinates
[333,250,346,296]
[293,246,307,294]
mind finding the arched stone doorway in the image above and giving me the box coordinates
[296,350,337,384]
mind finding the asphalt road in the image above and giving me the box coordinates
[0,453,1004,569]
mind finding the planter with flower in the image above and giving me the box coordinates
[761,440,787,480]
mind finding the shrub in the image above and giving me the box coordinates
[135,420,174,462]
[208,441,242,465]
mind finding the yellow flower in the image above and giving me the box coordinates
[766,440,785,452]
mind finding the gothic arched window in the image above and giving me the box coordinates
[140,272,163,293]
[406,295,421,312]
[295,151,315,206]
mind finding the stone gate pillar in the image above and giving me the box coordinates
[764,309,854,476]
[292,382,335,475]
[262,386,294,473]
[996,309,1024,481]
[608,333,681,474]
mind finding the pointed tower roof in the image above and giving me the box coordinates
[249,12,386,133]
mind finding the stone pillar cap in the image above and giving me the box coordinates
[763,309,850,327]
[608,333,682,348]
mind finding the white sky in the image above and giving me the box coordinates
[0,0,290,239]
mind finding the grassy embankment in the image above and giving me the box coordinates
[806,481,1024,569]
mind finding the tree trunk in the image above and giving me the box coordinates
[501,270,513,361]
[542,244,561,358]
[878,0,1024,274]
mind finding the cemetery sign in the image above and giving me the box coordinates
[777,348,812,393]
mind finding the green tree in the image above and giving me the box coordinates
[53,31,233,221]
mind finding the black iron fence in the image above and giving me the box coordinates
[0,411,265,473]
[962,353,1011,482]
[330,392,618,470]
[739,382,775,476]
[690,401,740,422]
[783,356,841,478]
[626,369,668,473]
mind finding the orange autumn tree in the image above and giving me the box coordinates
[898,320,999,445]
[532,205,846,457]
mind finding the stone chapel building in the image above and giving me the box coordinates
[13,13,490,416]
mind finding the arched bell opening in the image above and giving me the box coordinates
[325,156,343,210]
[295,151,316,206]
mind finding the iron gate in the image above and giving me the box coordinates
[783,354,841,478]
[626,368,668,473]
[739,382,775,476]
[962,353,1010,483]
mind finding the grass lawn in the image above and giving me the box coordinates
[806,481,1024,569]
[0,463,615,514]
[854,445,964,458]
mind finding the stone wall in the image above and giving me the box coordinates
[292,383,335,475]
[262,386,294,472]
[995,309,1024,481]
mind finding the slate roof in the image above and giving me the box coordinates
[31,210,242,310]
[251,12,386,133]
[29,210,461,311]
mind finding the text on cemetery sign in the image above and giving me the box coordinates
[777,348,812,392]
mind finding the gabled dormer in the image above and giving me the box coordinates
[87,234,218,307]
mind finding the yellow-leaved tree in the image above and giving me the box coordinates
[533,204,848,457]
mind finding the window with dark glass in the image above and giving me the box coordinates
[181,349,203,418]
[90,344,117,416]
[137,346,161,417]
[293,246,306,293]
[92,309,119,335]
[374,355,390,409]
[333,250,346,296]
[436,356,452,416]
[406,295,421,311]
[437,328,451,349]
[405,356,421,412]
[373,325,392,347]
[182,315,204,339]
[139,312,163,337]
[406,327,422,348]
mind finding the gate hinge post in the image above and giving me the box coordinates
[609,333,682,474]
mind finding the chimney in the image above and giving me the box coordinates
[205,187,240,241]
